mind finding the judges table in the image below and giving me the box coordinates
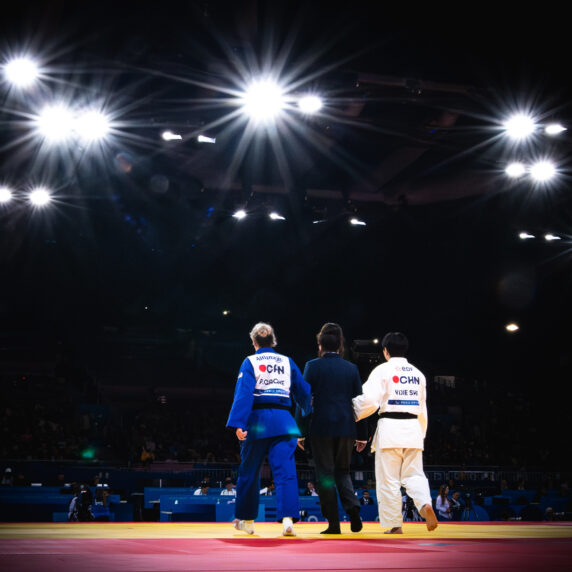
[143,487,379,522]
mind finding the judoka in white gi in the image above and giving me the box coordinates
[226,322,312,536]
[352,332,438,534]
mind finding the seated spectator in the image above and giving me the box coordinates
[360,489,374,505]
[436,484,452,520]
[140,446,154,467]
[1,468,13,486]
[194,481,210,496]
[303,481,318,496]
[260,480,275,495]
[220,479,236,496]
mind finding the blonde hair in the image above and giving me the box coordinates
[249,322,277,347]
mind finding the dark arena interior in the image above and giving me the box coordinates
[1,1,571,571]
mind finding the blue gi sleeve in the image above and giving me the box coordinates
[290,358,312,418]
[226,358,256,429]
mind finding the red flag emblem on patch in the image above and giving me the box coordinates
[392,376,399,383]
[259,365,267,372]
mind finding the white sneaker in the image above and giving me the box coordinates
[233,519,254,534]
[282,517,295,536]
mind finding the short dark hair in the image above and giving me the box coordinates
[317,322,344,355]
[381,332,409,357]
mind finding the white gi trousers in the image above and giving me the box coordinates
[375,447,432,528]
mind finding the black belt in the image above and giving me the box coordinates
[380,412,417,419]
[252,403,291,411]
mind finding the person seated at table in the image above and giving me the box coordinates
[303,481,319,496]
[194,481,210,496]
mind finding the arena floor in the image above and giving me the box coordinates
[1,521,571,571]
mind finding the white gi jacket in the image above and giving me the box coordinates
[353,357,427,451]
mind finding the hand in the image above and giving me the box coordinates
[236,428,248,441]
[355,440,367,453]
[297,438,305,450]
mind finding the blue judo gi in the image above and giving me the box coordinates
[226,348,312,522]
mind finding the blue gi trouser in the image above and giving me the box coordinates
[235,435,299,522]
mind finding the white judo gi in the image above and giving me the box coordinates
[353,357,432,529]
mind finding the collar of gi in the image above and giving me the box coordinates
[255,348,276,354]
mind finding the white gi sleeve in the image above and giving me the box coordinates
[352,368,383,421]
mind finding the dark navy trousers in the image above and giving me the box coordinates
[235,435,300,522]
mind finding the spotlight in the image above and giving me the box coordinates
[36,104,75,143]
[518,232,535,240]
[545,123,566,135]
[544,234,561,241]
[298,95,323,114]
[232,209,247,219]
[505,323,519,332]
[505,162,526,178]
[75,110,111,142]
[0,186,13,203]
[530,160,556,182]
[242,79,285,122]
[29,187,51,206]
[222,310,230,316]
[269,212,286,220]
[161,130,182,141]
[503,114,536,140]
[349,217,366,226]
[197,134,216,144]
[3,56,39,87]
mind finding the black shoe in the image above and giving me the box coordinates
[349,507,363,532]
[320,527,341,534]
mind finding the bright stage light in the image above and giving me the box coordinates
[197,134,216,144]
[519,232,535,240]
[350,217,366,226]
[505,323,519,332]
[269,212,285,220]
[232,209,247,219]
[4,57,39,87]
[298,95,323,114]
[29,187,51,206]
[505,162,526,178]
[75,110,110,142]
[242,79,285,122]
[0,187,13,203]
[530,160,556,182]
[36,104,75,143]
[544,233,561,241]
[545,123,566,135]
[161,130,182,141]
[503,114,536,140]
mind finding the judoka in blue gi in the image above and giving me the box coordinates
[226,322,312,536]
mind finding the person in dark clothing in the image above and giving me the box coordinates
[68,483,94,522]
[297,322,368,534]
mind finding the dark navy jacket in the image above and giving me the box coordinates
[297,353,368,440]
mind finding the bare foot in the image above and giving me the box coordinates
[384,527,403,534]
[420,504,438,531]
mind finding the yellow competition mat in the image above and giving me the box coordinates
[1,521,571,540]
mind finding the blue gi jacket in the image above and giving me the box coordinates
[226,348,312,440]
